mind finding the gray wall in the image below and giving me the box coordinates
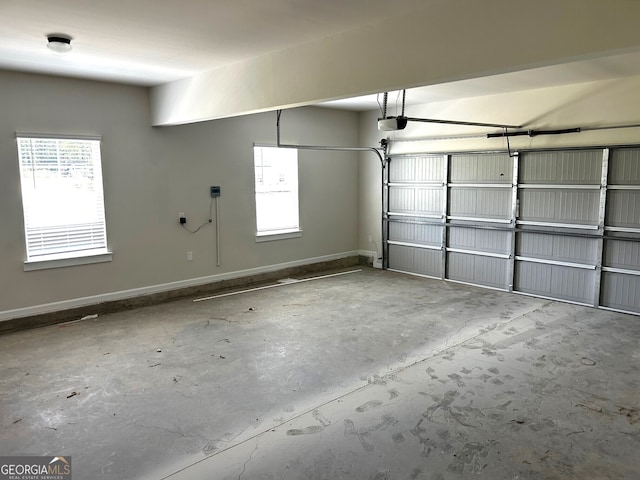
[0,71,359,319]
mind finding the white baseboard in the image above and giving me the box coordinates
[0,251,359,322]
[360,249,383,269]
[358,249,374,261]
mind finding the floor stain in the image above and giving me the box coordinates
[356,400,382,413]
[426,367,439,380]
[448,440,497,474]
[312,409,331,427]
[344,419,374,452]
[286,425,324,436]
[447,373,465,388]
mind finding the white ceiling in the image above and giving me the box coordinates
[2,0,640,112]
[320,50,640,112]
[0,0,426,86]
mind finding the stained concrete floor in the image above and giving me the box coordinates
[1,268,639,479]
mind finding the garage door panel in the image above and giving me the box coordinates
[450,153,512,183]
[519,189,599,224]
[609,148,640,184]
[600,272,640,313]
[603,239,640,271]
[388,244,441,278]
[606,190,640,228]
[449,188,511,219]
[389,222,442,247]
[515,262,594,304]
[447,253,508,289]
[520,150,602,184]
[389,155,444,182]
[517,232,598,264]
[388,187,442,216]
[449,227,510,255]
[385,145,640,315]
[389,186,442,215]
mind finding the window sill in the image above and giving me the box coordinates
[24,250,113,271]
[255,229,303,242]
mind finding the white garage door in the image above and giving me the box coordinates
[601,147,640,313]
[515,149,603,304]
[384,146,640,315]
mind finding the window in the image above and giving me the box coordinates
[16,134,110,269]
[253,146,300,240]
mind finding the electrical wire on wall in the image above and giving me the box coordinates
[215,195,221,267]
[181,197,214,234]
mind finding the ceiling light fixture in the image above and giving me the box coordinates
[46,34,72,54]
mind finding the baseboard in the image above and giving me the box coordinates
[359,249,382,269]
[0,251,360,333]
[358,250,375,266]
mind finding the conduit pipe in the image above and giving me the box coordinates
[215,196,221,266]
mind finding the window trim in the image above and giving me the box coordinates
[16,132,102,141]
[16,132,111,270]
[24,250,113,271]
[255,229,303,243]
[253,145,301,241]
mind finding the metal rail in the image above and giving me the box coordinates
[275,109,387,268]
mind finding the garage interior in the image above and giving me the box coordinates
[1,1,640,479]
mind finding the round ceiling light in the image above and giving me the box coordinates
[46,34,73,54]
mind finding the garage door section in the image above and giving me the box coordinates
[386,155,446,278]
[384,145,640,315]
[447,153,513,289]
[514,150,604,305]
[386,152,515,289]
[601,147,640,313]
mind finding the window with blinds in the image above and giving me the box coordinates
[16,134,108,261]
[253,146,300,236]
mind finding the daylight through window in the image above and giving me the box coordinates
[17,135,108,261]
[253,146,299,236]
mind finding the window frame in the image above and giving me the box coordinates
[16,132,112,271]
[253,145,302,242]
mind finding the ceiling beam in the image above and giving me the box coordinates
[151,0,640,126]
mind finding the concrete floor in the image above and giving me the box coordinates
[1,268,639,479]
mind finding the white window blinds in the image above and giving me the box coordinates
[16,135,108,260]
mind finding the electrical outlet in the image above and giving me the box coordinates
[210,186,221,198]
[186,251,193,261]
[179,212,186,224]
